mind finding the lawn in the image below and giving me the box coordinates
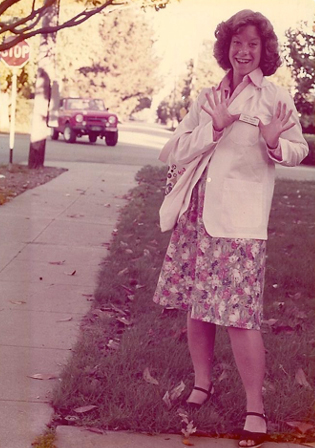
[51,166,315,444]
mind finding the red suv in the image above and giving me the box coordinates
[50,97,118,146]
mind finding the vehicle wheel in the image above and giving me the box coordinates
[89,133,98,143]
[105,132,118,147]
[51,128,59,140]
[64,124,76,143]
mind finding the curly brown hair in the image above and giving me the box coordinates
[214,9,281,76]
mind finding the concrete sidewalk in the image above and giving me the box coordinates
[0,162,141,448]
[0,160,311,448]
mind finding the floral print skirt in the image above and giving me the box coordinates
[153,172,266,330]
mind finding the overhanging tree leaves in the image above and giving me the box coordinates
[0,0,175,50]
[283,21,315,131]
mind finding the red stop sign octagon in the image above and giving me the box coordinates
[1,39,30,68]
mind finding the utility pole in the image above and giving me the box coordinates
[28,0,60,168]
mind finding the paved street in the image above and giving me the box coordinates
[1,122,314,181]
[0,122,169,167]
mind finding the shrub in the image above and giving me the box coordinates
[302,134,315,166]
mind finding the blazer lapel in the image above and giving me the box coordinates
[227,83,257,114]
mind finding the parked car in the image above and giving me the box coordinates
[50,97,118,146]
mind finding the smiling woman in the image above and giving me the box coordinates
[214,9,281,79]
[228,25,262,86]
[153,8,308,448]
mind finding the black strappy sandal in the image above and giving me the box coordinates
[186,385,212,409]
[238,412,268,448]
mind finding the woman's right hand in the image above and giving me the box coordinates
[201,86,239,131]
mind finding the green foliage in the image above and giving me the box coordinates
[31,429,56,448]
[283,21,315,132]
[56,7,161,120]
[192,39,224,95]
[156,40,224,125]
[302,134,315,166]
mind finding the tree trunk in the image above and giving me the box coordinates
[28,1,59,168]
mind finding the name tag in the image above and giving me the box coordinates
[239,114,259,127]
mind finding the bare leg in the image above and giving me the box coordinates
[228,327,267,446]
[186,312,216,404]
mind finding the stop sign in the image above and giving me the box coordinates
[1,39,30,68]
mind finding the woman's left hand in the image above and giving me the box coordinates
[259,101,295,149]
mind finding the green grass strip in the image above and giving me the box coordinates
[52,165,315,443]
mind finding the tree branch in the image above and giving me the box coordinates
[0,0,21,17]
[0,0,56,34]
[0,0,172,51]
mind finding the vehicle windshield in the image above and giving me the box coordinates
[67,99,106,111]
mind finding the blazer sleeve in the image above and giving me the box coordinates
[159,89,218,165]
[267,86,309,167]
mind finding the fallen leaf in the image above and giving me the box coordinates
[64,270,76,276]
[286,421,315,434]
[107,339,120,350]
[170,381,186,400]
[181,420,197,439]
[262,318,278,326]
[103,203,111,208]
[182,438,194,446]
[56,317,73,322]
[118,267,129,276]
[65,416,79,422]
[121,285,134,295]
[28,373,58,380]
[10,300,26,305]
[74,405,98,414]
[93,309,114,319]
[162,391,172,409]
[127,294,135,301]
[218,370,228,383]
[289,292,302,300]
[116,316,133,326]
[111,303,128,316]
[49,260,66,265]
[86,428,106,434]
[295,368,313,390]
[125,249,133,254]
[135,284,146,290]
[143,367,159,385]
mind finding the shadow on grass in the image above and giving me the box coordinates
[52,166,315,443]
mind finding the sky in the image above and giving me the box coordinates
[148,0,315,77]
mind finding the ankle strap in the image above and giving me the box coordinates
[193,386,211,396]
[246,412,267,422]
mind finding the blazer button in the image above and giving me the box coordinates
[207,177,212,183]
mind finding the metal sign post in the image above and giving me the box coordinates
[9,68,18,164]
[0,38,30,164]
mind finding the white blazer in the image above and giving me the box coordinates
[159,77,308,239]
